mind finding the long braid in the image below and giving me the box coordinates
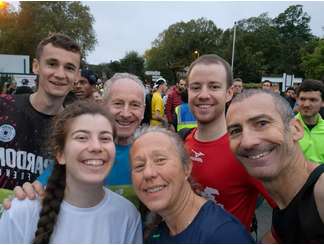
[33,163,66,243]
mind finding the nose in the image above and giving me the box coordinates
[239,128,260,150]
[120,104,132,118]
[197,85,210,100]
[88,137,102,152]
[54,65,65,79]
[143,162,158,180]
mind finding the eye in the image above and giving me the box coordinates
[209,84,221,90]
[228,127,241,137]
[100,135,112,143]
[66,65,76,72]
[257,120,269,128]
[133,163,145,172]
[189,85,200,91]
[74,134,88,142]
[155,157,166,165]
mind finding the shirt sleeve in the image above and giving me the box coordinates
[126,211,143,243]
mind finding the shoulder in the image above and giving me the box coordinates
[105,188,139,216]
[2,198,41,221]
[194,201,253,243]
[314,171,324,223]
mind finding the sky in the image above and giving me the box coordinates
[85,1,324,65]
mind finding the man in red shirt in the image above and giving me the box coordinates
[184,54,275,231]
[165,79,186,130]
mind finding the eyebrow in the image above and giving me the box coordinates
[71,130,113,136]
[45,58,77,69]
[227,114,273,130]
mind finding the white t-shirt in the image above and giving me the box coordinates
[0,187,142,243]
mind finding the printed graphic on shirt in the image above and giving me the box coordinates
[190,149,205,163]
[200,186,224,208]
[0,124,16,143]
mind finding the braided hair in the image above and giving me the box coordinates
[33,101,115,243]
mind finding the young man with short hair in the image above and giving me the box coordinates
[0,33,81,189]
[184,54,275,231]
[295,79,324,163]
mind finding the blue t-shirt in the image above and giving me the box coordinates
[38,144,139,206]
[146,200,254,244]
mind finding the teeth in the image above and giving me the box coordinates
[84,160,104,166]
[117,121,131,126]
[146,186,164,193]
[248,151,270,160]
[198,105,211,109]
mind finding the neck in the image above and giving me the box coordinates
[161,183,206,235]
[64,180,105,208]
[301,113,318,126]
[263,149,313,209]
[195,114,227,141]
[115,136,132,146]
[30,91,65,115]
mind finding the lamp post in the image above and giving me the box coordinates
[231,21,237,73]
[194,50,200,59]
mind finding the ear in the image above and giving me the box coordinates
[225,87,233,103]
[56,152,66,165]
[289,118,304,142]
[184,160,192,180]
[32,58,40,75]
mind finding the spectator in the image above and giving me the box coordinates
[92,88,103,104]
[0,33,81,189]
[295,79,324,163]
[150,78,168,127]
[0,101,142,243]
[272,83,281,94]
[232,78,243,96]
[261,80,272,90]
[73,69,97,100]
[130,126,254,243]
[165,78,186,130]
[183,54,275,231]
[174,89,197,131]
[284,86,296,109]
[226,89,324,243]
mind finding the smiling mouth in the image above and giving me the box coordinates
[145,185,167,193]
[197,105,212,109]
[50,81,67,87]
[116,120,133,127]
[247,151,272,160]
[83,159,104,167]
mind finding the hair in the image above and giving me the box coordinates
[186,54,233,88]
[233,78,243,83]
[262,80,272,86]
[35,33,81,60]
[297,79,324,100]
[230,89,294,128]
[103,73,145,103]
[132,126,190,168]
[33,101,116,243]
[286,86,295,93]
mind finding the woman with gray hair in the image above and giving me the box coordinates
[130,126,254,243]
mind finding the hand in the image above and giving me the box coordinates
[2,181,45,210]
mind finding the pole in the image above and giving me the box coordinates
[231,21,237,73]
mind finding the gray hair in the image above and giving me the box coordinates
[230,89,294,128]
[131,126,191,169]
[103,73,145,103]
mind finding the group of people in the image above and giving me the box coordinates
[0,33,323,243]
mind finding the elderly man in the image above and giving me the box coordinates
[226,89,324,243]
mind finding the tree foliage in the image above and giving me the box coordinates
[0,1,96,62]
[301,39,324,80]
[145,18,222,83]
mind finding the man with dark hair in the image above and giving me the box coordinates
[183,54,275,231]
[0,33,81,189]
[232,78,243,96]
[165,78,186,130]
[262,80,272,90]
[73,69,97,100]
[296,79,324,163]
[226,89,324,243]
[284,86,296,109]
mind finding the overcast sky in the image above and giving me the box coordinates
[85,1,324,65]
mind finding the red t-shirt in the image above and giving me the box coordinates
[185,128,275,230]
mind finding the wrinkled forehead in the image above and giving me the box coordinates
[109,78,145,100]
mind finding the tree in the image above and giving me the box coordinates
[145,18,222,83]
[120,51,145,79]
[0,1,96,63]
[301,39,324,80]
[273,5,314,76]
